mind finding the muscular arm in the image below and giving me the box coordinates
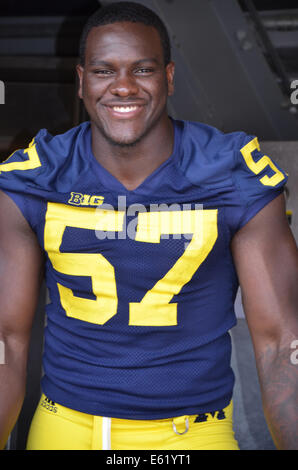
[0,190,44,449]
[231,193,298,450]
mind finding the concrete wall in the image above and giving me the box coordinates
[261,141,298,244]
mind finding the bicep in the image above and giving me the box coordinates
[231,193,298,350]
[0,190,44,342]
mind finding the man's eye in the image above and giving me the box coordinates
[135,68,154,74]
[93,70,114,75]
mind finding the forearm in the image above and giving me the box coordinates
[255,340,298,450]
[0,335,28,450]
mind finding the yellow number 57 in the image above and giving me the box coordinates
[44,204,218,327]
[240,137,285,186]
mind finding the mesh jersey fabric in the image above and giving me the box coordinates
[0,118,287,418]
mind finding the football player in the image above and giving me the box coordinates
[0,2,297,450]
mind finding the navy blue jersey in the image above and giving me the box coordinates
[0,119,287,418]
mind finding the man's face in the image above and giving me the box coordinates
[77,21,175,147]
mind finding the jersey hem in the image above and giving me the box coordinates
[41,380,233,420]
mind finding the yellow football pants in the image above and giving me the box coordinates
[26,394,239,450]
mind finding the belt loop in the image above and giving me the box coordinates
[172,416,189,435]
[92,416,102,450]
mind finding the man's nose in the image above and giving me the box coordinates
[109,72,139,97]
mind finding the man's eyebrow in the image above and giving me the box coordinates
[88,58,160,66]
[133,58,160,65]
[88,59,113,67]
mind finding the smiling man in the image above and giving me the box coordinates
[76,17,175,191]
[0,2,297,451]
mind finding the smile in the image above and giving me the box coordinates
[112,106,139,113]
[105,104,145,119]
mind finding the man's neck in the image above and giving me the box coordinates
[90,118,175,191]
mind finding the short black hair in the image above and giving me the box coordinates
[79,1,172,66]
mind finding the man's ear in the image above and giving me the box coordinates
[76,64,84,99]
[166,61,175,97]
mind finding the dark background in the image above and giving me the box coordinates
[1,0,298,163]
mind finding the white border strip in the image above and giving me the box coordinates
[102,417,112,450]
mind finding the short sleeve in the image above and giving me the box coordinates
[0,135,44,225]
[231,133,288,232]
[0,136,43,193]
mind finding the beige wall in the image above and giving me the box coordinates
[261,141,298,244]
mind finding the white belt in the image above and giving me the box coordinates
[98,415,189,450]
[102,417,112,450]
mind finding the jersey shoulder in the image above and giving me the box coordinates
[176,119,288,201]
[0,122,91,195]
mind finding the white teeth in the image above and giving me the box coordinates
[113,106,138,113]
